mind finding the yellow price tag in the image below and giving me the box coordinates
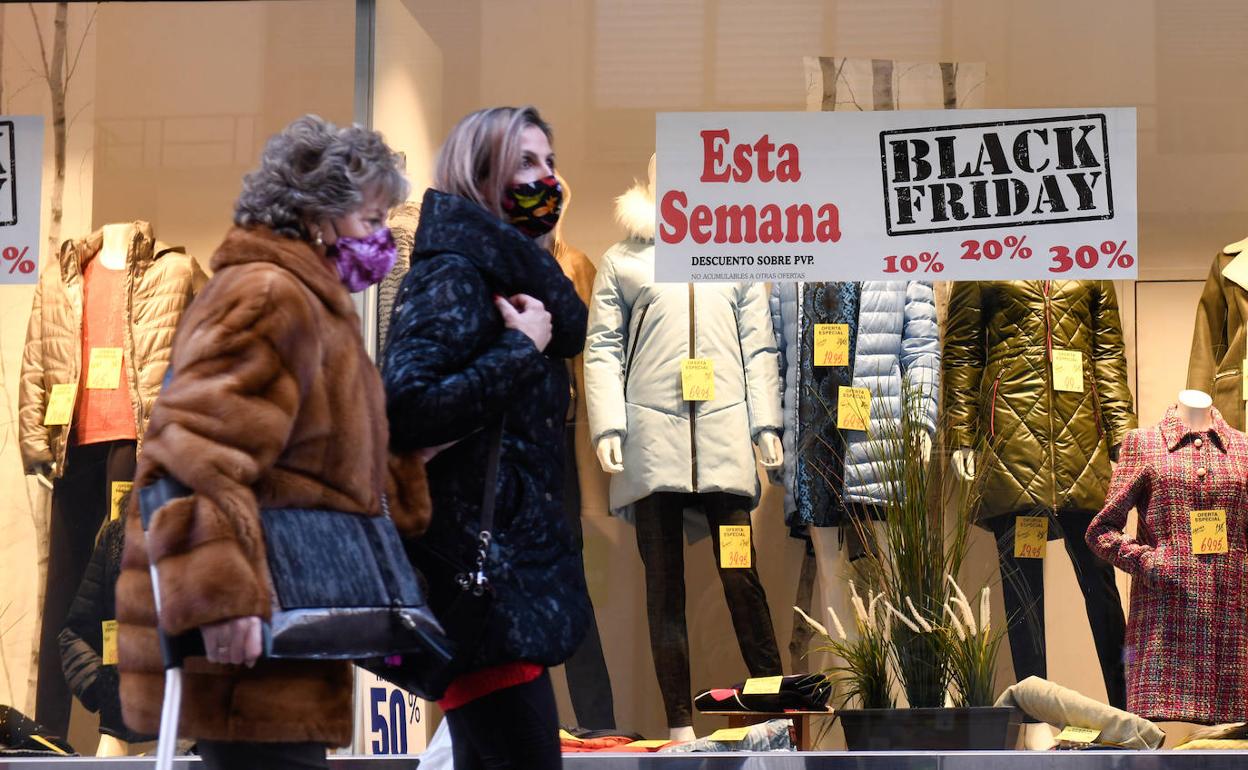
[1051,349,1083,393]
[1014,516,1048,559]
[706,727,752,743]
[742,675,784,695]
[719,525,752,569]
[1191,509,1228,555]
[559,729,583,743]
[29,735,69,755]
[87,347,124,390]
[626,740,671,749]
[43,383,77,426]
[681,358,715,401]
[102,620,119,666]
[110,481,133,521]
[836,386,871,431]
[814,324,849,367]
[1055,725,1101,744]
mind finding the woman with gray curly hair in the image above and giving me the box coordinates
[116,115,432,770]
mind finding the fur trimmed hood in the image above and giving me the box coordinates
[614,181,656,242]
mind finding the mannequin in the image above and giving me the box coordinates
[1187,237,1248,430]
[943,280,1135,709]
[1177,388,1213,431]
[1086,390,1248,724]
[595,157,782,474]
[585,158,785,741]
[769,281,940,646]
[18,222,204,736]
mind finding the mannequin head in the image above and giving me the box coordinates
[434,106,561,243]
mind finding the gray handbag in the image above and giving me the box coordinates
[138,477,453,662]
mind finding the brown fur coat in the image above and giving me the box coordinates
[116,226,430,745]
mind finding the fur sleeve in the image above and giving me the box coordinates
[134,266,318,635]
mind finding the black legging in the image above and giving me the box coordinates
[634,492,783,728]
[984,509,1127,708]
[36,439,136,736]
[560,424,616,729]
[444,670,561,770]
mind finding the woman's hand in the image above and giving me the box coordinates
[201,616,263,667]
[495,293,552,352]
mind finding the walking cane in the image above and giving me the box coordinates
[138,478,272,770]
[138,477,199,770]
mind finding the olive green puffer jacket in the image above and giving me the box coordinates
[943,281,1136,519]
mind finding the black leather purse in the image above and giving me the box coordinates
[137,477,454,674]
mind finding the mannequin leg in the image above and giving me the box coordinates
[633,493,693,728]
[809,525,864,652]
[559,426,616,729]
[705,494,782,678]
[789,538,818,671]
[984,515,1048,685]
[96,735,129,757]
[1059,510,1128,709]
[36,442,110,736]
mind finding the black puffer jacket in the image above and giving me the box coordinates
[58,519,153,743]
[382,188,590,670]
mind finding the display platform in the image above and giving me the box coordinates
[1,752,1246,769]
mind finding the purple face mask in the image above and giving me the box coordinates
[330,227,397,292]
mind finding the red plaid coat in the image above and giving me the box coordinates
[1086,406,1248,724]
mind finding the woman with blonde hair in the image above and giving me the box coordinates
[382,106,590,769]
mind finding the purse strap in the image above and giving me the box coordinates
[479,418,504,533]
[460,418,504,596]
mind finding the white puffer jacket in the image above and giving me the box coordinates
[585,183,782,518]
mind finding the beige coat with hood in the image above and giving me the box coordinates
[18,222,206,475]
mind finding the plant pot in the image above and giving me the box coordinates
[839,706,1021,750]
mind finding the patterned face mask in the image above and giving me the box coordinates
[501,175,563,238]
[330,226,397,293]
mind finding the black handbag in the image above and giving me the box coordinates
[137,478,454,674]
[365,418,592,699]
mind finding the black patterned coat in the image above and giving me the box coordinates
[383,188,590,670]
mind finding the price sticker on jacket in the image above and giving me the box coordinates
[719,525,752,568]
[814,324,849,366]
[1051,349,1083,392]
[87,347,123,390]
[681,358,715,401]
[742,675,784,695]
[836,386,871,431]
[43,383,77,426]
[706,726,752,743]
[111,481,133,521]
[626,740,671,749]
[1191,509,1228,555]
[1014,516,1048,559]
[102,620,119,666]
